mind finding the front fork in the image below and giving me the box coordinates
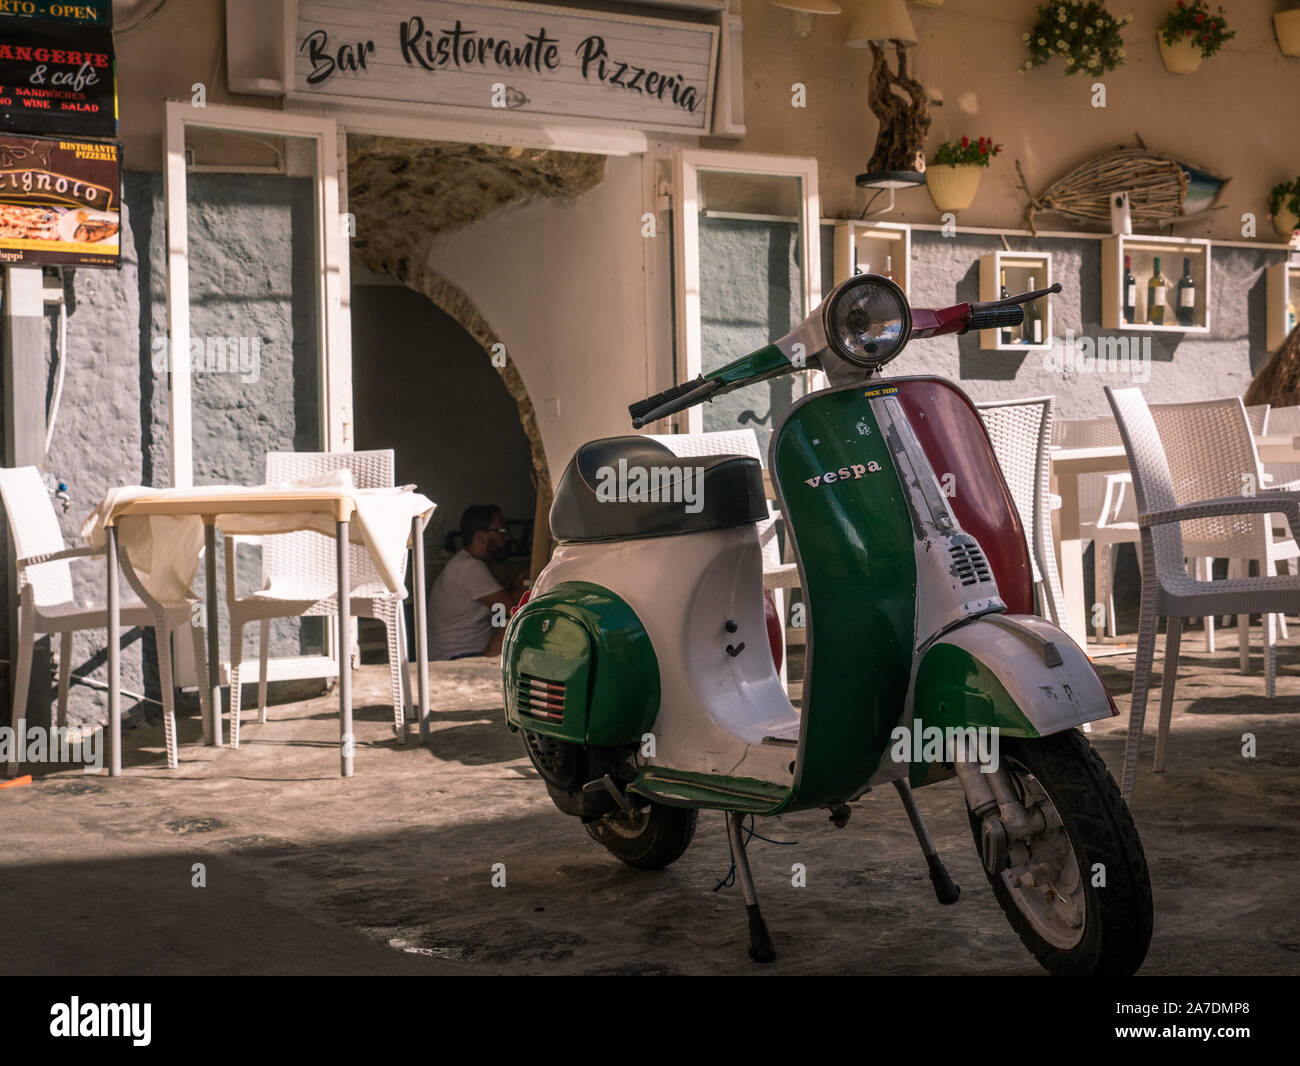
[953,760,1063,876]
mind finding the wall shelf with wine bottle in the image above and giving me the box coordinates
[1265,260,1300,351]
[1102,234,1211,333]
[978,251,1052,351]
[830,220,910,295]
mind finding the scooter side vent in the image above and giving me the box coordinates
[948,541,993,587]
[518,674,566,722]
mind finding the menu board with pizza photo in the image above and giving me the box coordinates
[0,134,120,267]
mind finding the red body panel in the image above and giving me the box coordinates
[894,378,1035,616]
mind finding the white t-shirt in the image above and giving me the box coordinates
[428,550,506,659]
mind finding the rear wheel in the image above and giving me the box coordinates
[585,802,698,870]
[968,730,1153,976]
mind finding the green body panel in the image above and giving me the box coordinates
[503,581,660,747]
[769,388,918,813]
[704,343,791,387]
[907,641,1041,787]
[630,767,790,813]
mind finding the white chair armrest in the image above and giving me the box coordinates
[16,545,102,569]
[1142,493,1300,541]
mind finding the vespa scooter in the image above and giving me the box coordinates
[501,274,1153,976]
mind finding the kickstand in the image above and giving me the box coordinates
[893,779,961,905]
[726,811,776,963]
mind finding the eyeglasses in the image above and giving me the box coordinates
[486,526,508,535]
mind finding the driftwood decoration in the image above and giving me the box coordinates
[865,41,932,174]
[1017,146,1196,236]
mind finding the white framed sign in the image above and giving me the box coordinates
[292,0,718,133]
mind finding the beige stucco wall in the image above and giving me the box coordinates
[710,0,1299,241]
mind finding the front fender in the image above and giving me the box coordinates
[908,613,1118,786]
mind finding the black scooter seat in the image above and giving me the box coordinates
[550,436,768,543]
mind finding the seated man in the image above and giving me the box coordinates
[428,505,526,659]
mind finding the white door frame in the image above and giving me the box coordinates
[163,100,352,487]
[672,149,822,433]
[163,100,351,685]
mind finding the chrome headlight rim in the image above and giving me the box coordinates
[821,274,912,371]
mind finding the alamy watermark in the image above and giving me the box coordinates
[1044,330,1151,384]
[594,459,704,514]
[151,335,262,384]
[889,717,1000,773]
[0,722,102,772]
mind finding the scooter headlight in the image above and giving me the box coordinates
[823,274,911,370]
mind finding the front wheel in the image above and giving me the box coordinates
[968,730,1153,976]
[585,801,698,870]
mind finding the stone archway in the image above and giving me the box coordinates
[347,137,607,574]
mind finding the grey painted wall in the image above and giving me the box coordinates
[819,226,1289,414]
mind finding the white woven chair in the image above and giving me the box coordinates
[225,450,411,749]
[646,430,798,686]
[1105,387,1300,799]
[1149,398,1299,668]
[1053,416,1141,640]
[0,466,209,773]
[976,397,1067,627]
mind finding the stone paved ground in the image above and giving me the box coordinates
[1,630,1298,976]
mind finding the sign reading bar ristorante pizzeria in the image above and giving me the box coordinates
[294,0,717,133]
[0,0,117,138]
[0,134,121,267]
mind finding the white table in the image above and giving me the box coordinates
[1051,434,1300,653]
[97,487,432,777]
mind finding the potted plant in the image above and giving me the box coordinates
[926,135,1002,212]
[1269,179,1300,243]
[1277,2,1300,57]
[1021,0,1130,76]
[1157,1,1234,74]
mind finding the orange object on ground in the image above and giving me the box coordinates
[0,775,32,790]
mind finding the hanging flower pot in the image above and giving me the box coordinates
[1277,8,1300,57]
[1157,2,1234,73]
[925,135,1001,212]
[1157,32,1202,73]
[1270,179,1300,243]
[926,165,982,212]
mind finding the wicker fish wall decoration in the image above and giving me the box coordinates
[1016,141,1228,236]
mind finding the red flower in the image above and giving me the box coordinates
[979,144,989,155]
[1185,28,1194,34]
[961,136,969,147]
[1195,12,1204,22]
[1176,0,1184,6]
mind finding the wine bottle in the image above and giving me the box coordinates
[1000,268,1012,344]
[1123,255,1137,324]
[1023,274,1044,345]
[883,254,894,281]
[1175,256,1196,327]
[1148,256,1168,326]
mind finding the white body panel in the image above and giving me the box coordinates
[536,525,798,785]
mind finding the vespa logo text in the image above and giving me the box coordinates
[594,459,704,514]
[805,462,881,489]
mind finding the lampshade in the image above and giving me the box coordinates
[845,0,917,47]
[771,0,842,12]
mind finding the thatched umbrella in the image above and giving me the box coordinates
[1245,324,1300,407]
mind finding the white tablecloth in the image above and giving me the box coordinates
[81,471,435,603]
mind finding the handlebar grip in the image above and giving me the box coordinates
[964,305,1024,334]
[629,375,707,423]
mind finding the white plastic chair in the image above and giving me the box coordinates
[1105,387,1300,799]
[0,466,209,773]
[225,450,411,749]
[646,430,798,686]
[1052,416,1141,640]
[1149,398,1299,668]
[976,397,1067,627]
